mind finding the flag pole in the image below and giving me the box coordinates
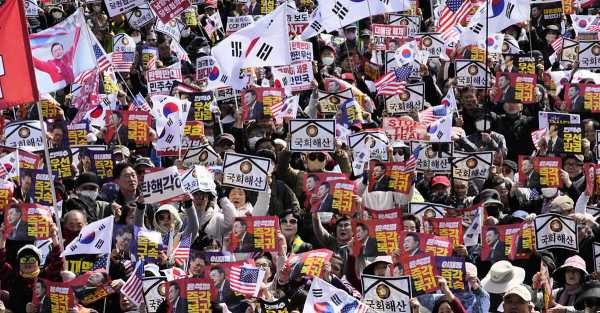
[35,102,66,265]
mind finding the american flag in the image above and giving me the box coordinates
[374,71,396,89]
[129,93,152,112]
[437,0,475,41]
[170,40,191,63]
[173,234,192,266]
[588,18,600,32]
[419,104,449,125]
[121,261,144,306]
[171,80,202,94]
[74,36,112,84]
[405,144,423,173]
[230,265,264,297]
[112,52,135,72]
[551,37,563,54]
[376,66,412,96]
[91,254,108,270]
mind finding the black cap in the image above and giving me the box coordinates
[76,172,99,187]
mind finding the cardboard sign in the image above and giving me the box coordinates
[348,130,390,161]
[405,255,438,294]
[409,202,450,227]
[5,120,44,152]
[494,72,537,104]
[104,0,145,17]
[229,216,279,253]
[382,117,420,141]
[368,161,414,194]
[272,61,314,92]
[418,33,443,58]
[577,41,600,69]
[361,275,413,313]
[289,119,335,152]
[384,83,424,114]
[141,166,186,204]
[455,60,491,88]
[452,151,492,182]
[432,218,463,247]
[241,87,285,121]
[222,152,271,191]
[150,0,191,24]
[89,150,115,182]
[318,89,353,114]
[226,15,254,34]
[48,148,73,179]
[188,92,215,122]
[124,111,151,144]
[66,123,88,146]
[411,141,453,174]
[287,11,309,35]
[70,270,114,305]
[165,278,213,313]
[182,144,219,168]
[353,219,402,258]
[126,4,156,29]
[534,157,562,188]
[534,213,578,252]
[287,249,333,278]
[147,67,183,96]
[435,257,466,292]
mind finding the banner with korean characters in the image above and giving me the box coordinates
[123,111,152,145]
[451,151,492,182]
[140,166,186,204]
[222,152,271,192]
[564,83,600,112]
[455,60,491,88]
[147,67,182,96]
[272,62,314,92]
[558,124,583,154]
[353,218,402,258]
[418,33,443,58]
[431,218,462,247]
[154,18,184,42]
[400,232,453,257]
[182,144,220,168]
[228,216,279,253]
[143,276,167,313]
[259,0,276,14]
[195,56,216,83]
[187,92,215,122]
[5,120,44,152]
[226,15,254,34]
[538,111,580,129]
[288,41,313,64]
[404,254,438,294]
[349,130,389,161]
[134,228,165,264]
[183,121,204,141]
[367,161,414,194]
[3,203,51,241]
[372,23,408,51]
[66,123,88,146]
[49,148,74,179]
[39,96,62,119]
[409,202,451,227]
[511,222,536,260]
[534,213,578,252]
[361,275,413,313]
[0,183,13,214]
[388,14,421,36]
[318,89,353,114]
[89,150,115,182]
[560,38,578,66]
[289,119,335,152]
[37,280,74,313]
[435,257,466,292]
[481,224,523,261]
[104,0,145,17]
[286,248,334,278]
[166,278,214,313]
[577,41,600,69]
[241,87,285,121]
[287,11,309,35]
[410,141,453,174]
[383,83,424,114]
[150,0,191,24]
[534,156,562,188]
[494,72,537,104]
[126,4,156,30]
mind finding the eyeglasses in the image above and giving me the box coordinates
[255,262,270,269]
[81,185,98,191]
[20,256,37,264]
[157,213,170,221]
[281,218,298,225]
[308,153,325,162]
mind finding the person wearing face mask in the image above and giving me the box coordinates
[497,102,538,161]
[319,44,337,74]
[459,112,507,157]
[47,7,65,26]
[342,24,359,50]
[62,172,112,223]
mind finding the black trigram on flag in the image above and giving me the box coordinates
[378,0,390,4]
[470,23,483,34]
[256,43,273,61]
[166,134,174,143]
[310,20,322,33]
[220,74,228,83]
[231,41,242,57]
[505,2,514,18]
[332,1,348,20]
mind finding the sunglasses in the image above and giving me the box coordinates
[308,153,325,162]
[20,256,37,264]
[281,218,298,225]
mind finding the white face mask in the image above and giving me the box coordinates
[132,35,141,44]
[51,12,63,19]
[78,190,99,201]
[475,119,491,132]
[393,153,403,162]
[181,29,191,38]
[248,136,261,149]
[322,56,335,66]
[541,187,557,198]
[205,135,214,145]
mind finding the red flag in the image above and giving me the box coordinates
[0,0,39,106]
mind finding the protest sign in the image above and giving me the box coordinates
[534,156,562,188]
[318,89,353,114]
[3,204,33,241]
[126,4,156,29]
[154,18,184,42]
[22,169,54,206]
[70,270,115,305]
[89,150,114,182]
[24,0,38,17]
[481,224,514,261]
[166,278,214,313]
[368,161,414,194]
[241,87,285,121]
[349,130,389,161]
[353,219,402,258]
[5,120,44,152]
[409,202,450,227]
[494,72,537,104]
[194,56,215,83]
[272,61,314,92]
[287,11,309,35]
[534,213,578,252]
[405,254,438,294]
[510,222,536,260]
[104,0,144,17]
[303,172,347,210]
[135,229,165,264]
[560,38,578,65]
[141,166,186,204]
[182,6,198,26]
[330,179,356,215]
[36,280,74,313]
[188,92,215,122]
[147,67,183,96]
[455,60,491,88]
[49,148,74,179]
[410,141,453,174]
[289,119,335,152]
[361,275,412,313]
[578,41,600,69]
[182,144,219,168]
[65,254,103,275]
[287,249,333,278]
[144,276,167,313]
[222,152,271,191]
[431,218,463,247]
[260,298,292,313]
[183,121,204,140]
[0,184,13,214]
[557,124,583,154]
[399,232,452,257]
[383,83,424,114]
[150,0,191,24]
[226,15,254,34]
[563,83,600,112]
[538,111,581,129]
[23,204,52,240]
[388,14,421,36]
[435,257,466,292]
[452,151,492,182]
[66,123,88,146]
[124,111,151,144]
[142,47,158,70]
[418,33,443,58]
[382,117,420,141]
[229,216,279,253]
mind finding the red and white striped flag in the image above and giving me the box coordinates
[170,40,191,63]
[120,261,144,306]
[272,96,299,122]
[551,37,563,54]
[173,234,192,266]
[405,144,423,173]
[377,82,407,96]
[229,264,266,297]
[437,0,475,41]
[419,104,450,125]
[374,71,396,89]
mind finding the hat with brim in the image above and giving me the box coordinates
[363,255,392,274]
[552,255,588,284]
[18,245,42,262]
[575,281,600,310]
[482,260,526,294]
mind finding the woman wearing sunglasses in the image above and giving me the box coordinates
[279,211,312,255]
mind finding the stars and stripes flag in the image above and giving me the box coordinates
[376,66,412,96]
[551,36,563,54]
[419,104,450,125]
[120,261,144,306]
[229,264,266,297]
[74,29,112,84]
[111,52,135,72]
[405,144,423,173]
[272,96,299,122]
[170,40,190,63]
[374,71,395,89]
[129,93,152,112]
[173,234,192,266]
[437,0,475,41]
[91,254,109,271]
